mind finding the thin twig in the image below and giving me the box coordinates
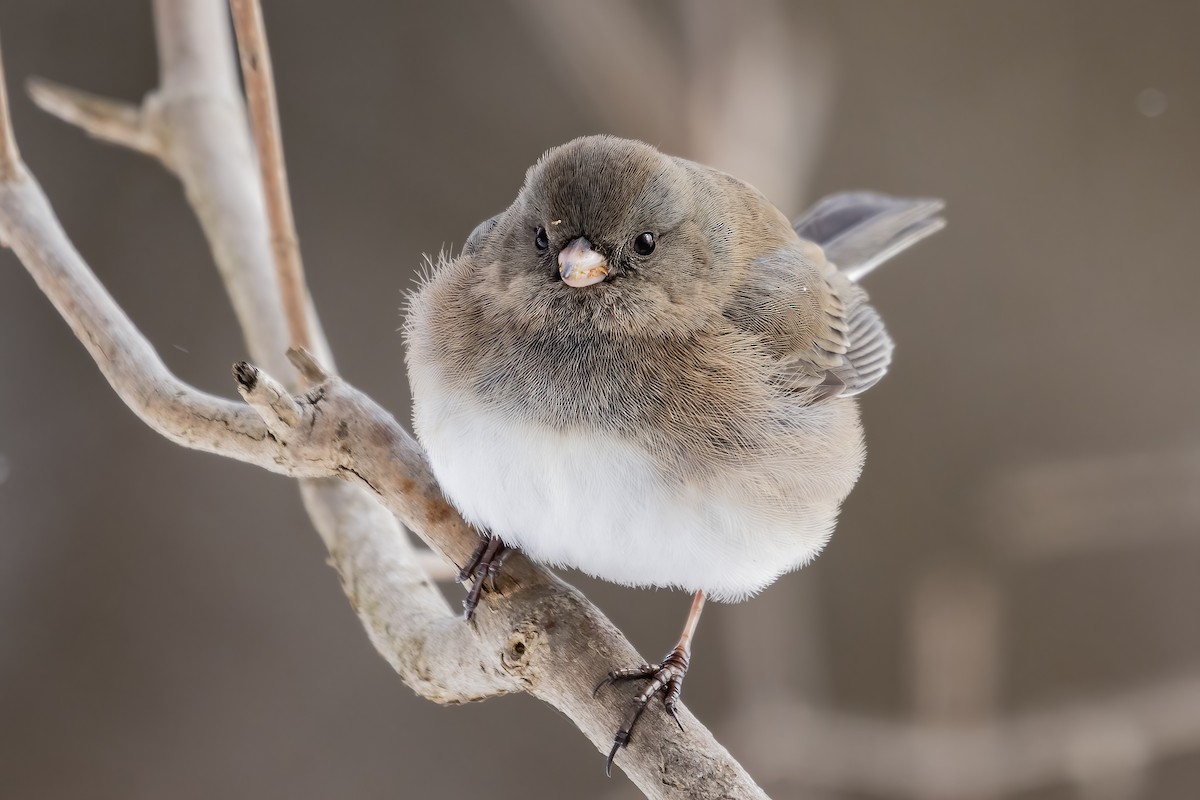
[27,78,157,156]
[228,0,313,355]
[0,31,21,181]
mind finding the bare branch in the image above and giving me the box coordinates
[2,3,770,795]
[27,78,158,156]
[288,344,330,383]
[0,175,281,464]
[147,0,486,712]
[228,0,313,355]
[0,32,19,181]
[235,359,302,428]
[154,0,241,98]
[729,671,1200,799]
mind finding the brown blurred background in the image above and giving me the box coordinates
[2,1,1198,798]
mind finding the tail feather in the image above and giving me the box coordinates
[792,192,945,282]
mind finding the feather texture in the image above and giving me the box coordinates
[792,191,946,282]
[405,137,943,599]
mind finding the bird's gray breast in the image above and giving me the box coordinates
[465,323,797,484]
[472,329,678,431]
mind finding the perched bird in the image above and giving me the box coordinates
[405,135,943,771]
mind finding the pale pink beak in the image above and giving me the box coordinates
[557,237,609,288]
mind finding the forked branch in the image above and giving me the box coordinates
[0,3,767,797]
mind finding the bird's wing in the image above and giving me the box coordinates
[822,280,893,398]
[729,193,943,400]
[727,249,891,399]
[791,192,945,282]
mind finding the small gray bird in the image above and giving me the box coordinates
[405,135,943,771]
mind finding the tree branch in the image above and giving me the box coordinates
[729,672,1200,799]
[26,79,158,157]
[2,2,769,796]
[0,31,19,180]
[228,0,313,354]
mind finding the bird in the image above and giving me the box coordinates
[404,134,943,773]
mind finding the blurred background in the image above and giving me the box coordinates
[1,1,1198,798]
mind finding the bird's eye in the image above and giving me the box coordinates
[633,232,656,256]
[534,226,549,251]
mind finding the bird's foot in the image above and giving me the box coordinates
[593,644,691,776]
[457,534,510,620]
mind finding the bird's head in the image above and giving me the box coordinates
[464,135,760,338]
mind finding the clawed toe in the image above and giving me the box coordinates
[457,535,509,620]
[593,592,706,776]
[595,646,691,776]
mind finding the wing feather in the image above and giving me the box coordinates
[727,192,943,400]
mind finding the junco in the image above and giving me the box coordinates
[405,135,943,770]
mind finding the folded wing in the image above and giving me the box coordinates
[728,192,944,399]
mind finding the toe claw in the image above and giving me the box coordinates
[666,703,684,733]
[605,737,622,777]
[605,728,632,777]
[461,579,485,620]
[485,556,506,592]
[593,673,615,697]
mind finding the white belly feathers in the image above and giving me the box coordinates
[411,366,840,602]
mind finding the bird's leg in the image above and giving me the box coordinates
[594,590,706,776]
[456,533,510,620]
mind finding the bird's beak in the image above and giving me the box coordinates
[558,237,609,288]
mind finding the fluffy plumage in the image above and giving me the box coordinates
[405,135,942,601]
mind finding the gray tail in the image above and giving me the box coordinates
[792,192,945,282]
